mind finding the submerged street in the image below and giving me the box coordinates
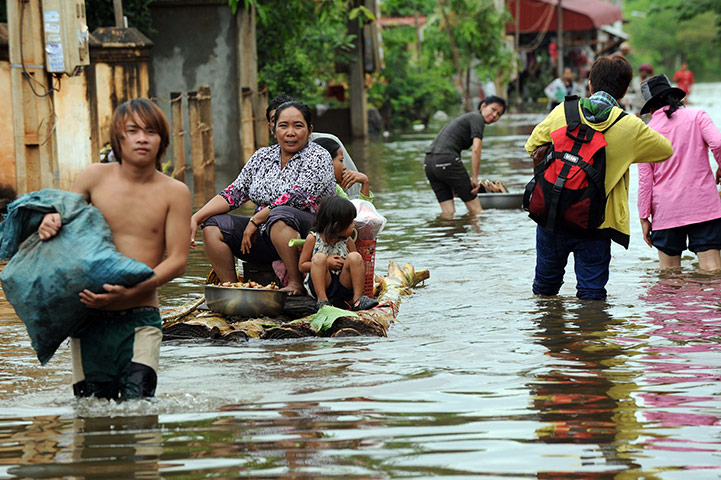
[1,83,720,478]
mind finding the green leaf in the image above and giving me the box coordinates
[309,305,358,332]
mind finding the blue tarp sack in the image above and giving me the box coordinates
[0,189,154,365]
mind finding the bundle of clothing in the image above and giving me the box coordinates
[0,189,153,365]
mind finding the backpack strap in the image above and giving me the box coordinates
[563,96,581,131]
[546,97,593,231]
[541,101,627,232]
[544,161,572,232]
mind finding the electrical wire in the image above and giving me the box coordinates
[513,0,556,53]
[19,0,60,98]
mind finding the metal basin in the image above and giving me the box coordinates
[204,285,288,317]
[478,192,524,210]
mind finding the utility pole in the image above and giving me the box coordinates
[557,0,564,78]
[236,3,261,163]
[348,0,368,138]
[113,0,124,27]
[7,0,60,194]
[514,0,521,110]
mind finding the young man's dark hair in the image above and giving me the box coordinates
[265,93,294,123]
[589,53,633,100]
[110,98,170,170]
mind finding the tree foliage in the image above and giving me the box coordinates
[673,0,721,43]
[369,0,511,129]
[368,24,460,130]
[428,0,512,111]
[625,0,721,81]
[0,1,155,35]
[228,0,373,104]
[85,0,155,34]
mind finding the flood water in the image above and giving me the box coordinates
[1,84,721,479]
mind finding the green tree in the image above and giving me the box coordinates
[625,0,721,81]
[370,0,511,129]
[368,24,459,130]
[0,0,155,33]
[674,0,721,42]
[228,0,374,103]
[428,0,512,111]
[85,0,155,34]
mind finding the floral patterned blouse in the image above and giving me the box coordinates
[220,142,335,213]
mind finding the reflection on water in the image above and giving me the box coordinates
[0,84,720,478]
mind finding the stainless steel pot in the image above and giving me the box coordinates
[204,285,288,317]
[478,192,524,210]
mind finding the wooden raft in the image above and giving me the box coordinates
[161,262,429,341]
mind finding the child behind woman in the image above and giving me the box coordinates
[312,137,374,203]
[299,196,378,311]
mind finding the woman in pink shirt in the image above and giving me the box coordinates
[638,74,721,271]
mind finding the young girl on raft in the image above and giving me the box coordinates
[299,196,379,312]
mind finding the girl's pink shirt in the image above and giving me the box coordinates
[638,107,721,230]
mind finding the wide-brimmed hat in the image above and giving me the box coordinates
[640,74,686,115]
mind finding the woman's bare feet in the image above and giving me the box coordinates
[280,281,305,296]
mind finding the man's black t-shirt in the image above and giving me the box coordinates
[426,111,486,156]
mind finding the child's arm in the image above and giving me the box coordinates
[298,233,316,274]
[346,237,357,253]
[340,170,372,199]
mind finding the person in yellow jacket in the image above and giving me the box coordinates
[525,54,673,300]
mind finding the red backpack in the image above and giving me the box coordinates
[523,97,626,232]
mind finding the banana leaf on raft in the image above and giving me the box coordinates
[161,261,429,340]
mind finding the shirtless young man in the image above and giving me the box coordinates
[37,98,192,401]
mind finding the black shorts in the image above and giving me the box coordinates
[201,206,314,263]
[307,272,354,307]
[424,153,475,203]
[650,217,721,256]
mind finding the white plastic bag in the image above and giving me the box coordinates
[351,199,387,240]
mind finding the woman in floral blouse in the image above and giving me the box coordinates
[190,101,335,295]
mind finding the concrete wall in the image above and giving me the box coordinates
[90,59,151,155]
[149,1,241,190]
[54,74,92,189]
[0,24,154,199]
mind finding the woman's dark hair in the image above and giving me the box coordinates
[273,101,313,132]
[649,92,685,119]
[312,137,341,159]
[589,53,633,100]
[312,196,357,243]
[266,93,294,122]
[480,95,507,113]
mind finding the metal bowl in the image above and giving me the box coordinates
[204,285,288,317]
[478,192,524,210]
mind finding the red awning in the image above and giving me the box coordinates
[506,0,623,33]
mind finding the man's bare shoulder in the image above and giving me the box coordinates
[80,161,118,178]
[72,162,119,196]
[152,171,191,197]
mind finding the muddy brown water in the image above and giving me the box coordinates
[1,84,720,479]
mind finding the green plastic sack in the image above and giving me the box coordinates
[0,190,154,365]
